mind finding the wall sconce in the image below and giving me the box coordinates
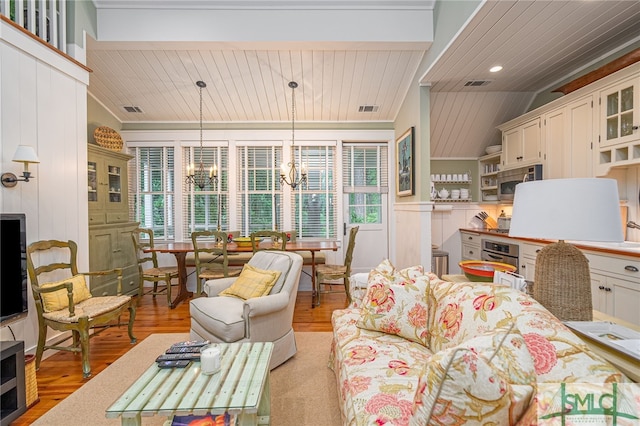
[2,145,40,188]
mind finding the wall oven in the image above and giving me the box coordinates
[481,239,519,273]
[496,164,543,202]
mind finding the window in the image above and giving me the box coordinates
[343,144,388,224]
[236,146,283,234]
[292,146,337,238]
[183,146,229,237]
[129,147,175,240]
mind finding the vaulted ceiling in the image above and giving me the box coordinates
[87,0,640,158]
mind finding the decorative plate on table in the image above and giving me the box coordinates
[94,126,124,152]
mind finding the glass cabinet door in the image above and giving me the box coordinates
[108,164,122,203]
[88,161,98,202]
[601,78,639,147]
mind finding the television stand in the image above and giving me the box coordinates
[0,341,26,426]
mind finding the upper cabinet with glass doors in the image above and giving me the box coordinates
[600,76,639,148]
[88,144,133,225]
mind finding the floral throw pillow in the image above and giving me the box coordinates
[357,261,430,346]
[411,323,536,425]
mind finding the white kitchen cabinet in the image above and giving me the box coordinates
[586,251,640,326]
[460,230,481,261]
[502,118,541,170]
[518,242,543,282]
[543,96,594,179]
[590,272,614,316]
[599,75,639,148]
[542,107,565,179]
[566,95,594,178]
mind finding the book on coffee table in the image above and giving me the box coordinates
[171,413,236,425]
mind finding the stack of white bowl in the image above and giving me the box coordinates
[451,189,460,200]
[460,188,469,200]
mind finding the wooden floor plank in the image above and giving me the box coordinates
[12,289,346,425]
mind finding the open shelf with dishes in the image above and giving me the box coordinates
[431,171,472,202]
[479,152,501,202]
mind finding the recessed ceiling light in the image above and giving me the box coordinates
[490,65,503,73]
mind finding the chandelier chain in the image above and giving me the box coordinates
[279,81,306,189]
[186,80,218,190]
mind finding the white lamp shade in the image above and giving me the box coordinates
[12,145,40,163]
[508,178,623,243]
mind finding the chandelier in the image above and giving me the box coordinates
[186,80,218,190]
[280,81,307,189]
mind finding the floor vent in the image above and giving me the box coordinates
[123,106,143,113]
[464,80,492,87]
[358,105,379,113]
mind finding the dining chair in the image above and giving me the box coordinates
[315,226,359,306]
[26,239,136,378]
[250,230,288,252]
[192,230,243,295]
[131,228,179,305]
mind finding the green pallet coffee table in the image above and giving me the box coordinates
[106,341,273,426]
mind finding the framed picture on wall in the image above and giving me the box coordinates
[396,127,415,197]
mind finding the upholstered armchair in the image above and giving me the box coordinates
[189,251,303,369]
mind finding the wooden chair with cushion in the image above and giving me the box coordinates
[250,230,288,252]
[315,226,359,307]
[26,240,136,378]
[131,228,179,305]
[192,230,243,295]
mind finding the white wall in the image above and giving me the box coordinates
[0,21,90,355]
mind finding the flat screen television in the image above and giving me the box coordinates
[0,213,29,326]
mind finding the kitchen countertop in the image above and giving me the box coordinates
[460,228,640,258]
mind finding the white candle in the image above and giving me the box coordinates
[200,346,221,375]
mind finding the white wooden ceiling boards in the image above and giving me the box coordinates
[87,0,640,158]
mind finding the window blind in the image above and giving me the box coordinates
[343,144,388,225]
[128,146,175,240]
[236,145,283,235]
[183,146,229,238]
[292,145,337,239]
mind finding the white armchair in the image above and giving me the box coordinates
[189,250,303,369]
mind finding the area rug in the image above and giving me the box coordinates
[33,332,341,426]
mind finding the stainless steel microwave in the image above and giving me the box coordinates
[497,164,543,201]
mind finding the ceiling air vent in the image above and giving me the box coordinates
[123,106,143,113]
[358,105,379,113]
[464,80,492,87]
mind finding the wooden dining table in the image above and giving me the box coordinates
[146,240,338,309]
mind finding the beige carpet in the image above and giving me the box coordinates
[33,332,341,426]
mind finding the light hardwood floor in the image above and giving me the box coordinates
[12,289,347,425]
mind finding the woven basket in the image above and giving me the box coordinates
[25,354,40,408]
[533,241,592,321]
[94,126,123,151]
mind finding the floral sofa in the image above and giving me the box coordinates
[329,260,629,425]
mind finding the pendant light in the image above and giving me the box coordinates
[279,81,307,189]
[186,80,218,190]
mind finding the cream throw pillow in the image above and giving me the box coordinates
[219,264,282,300]
[40,275,93,312]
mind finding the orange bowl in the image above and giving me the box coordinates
[458,260,517,282]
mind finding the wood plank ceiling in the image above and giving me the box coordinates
[87,0,640,158]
